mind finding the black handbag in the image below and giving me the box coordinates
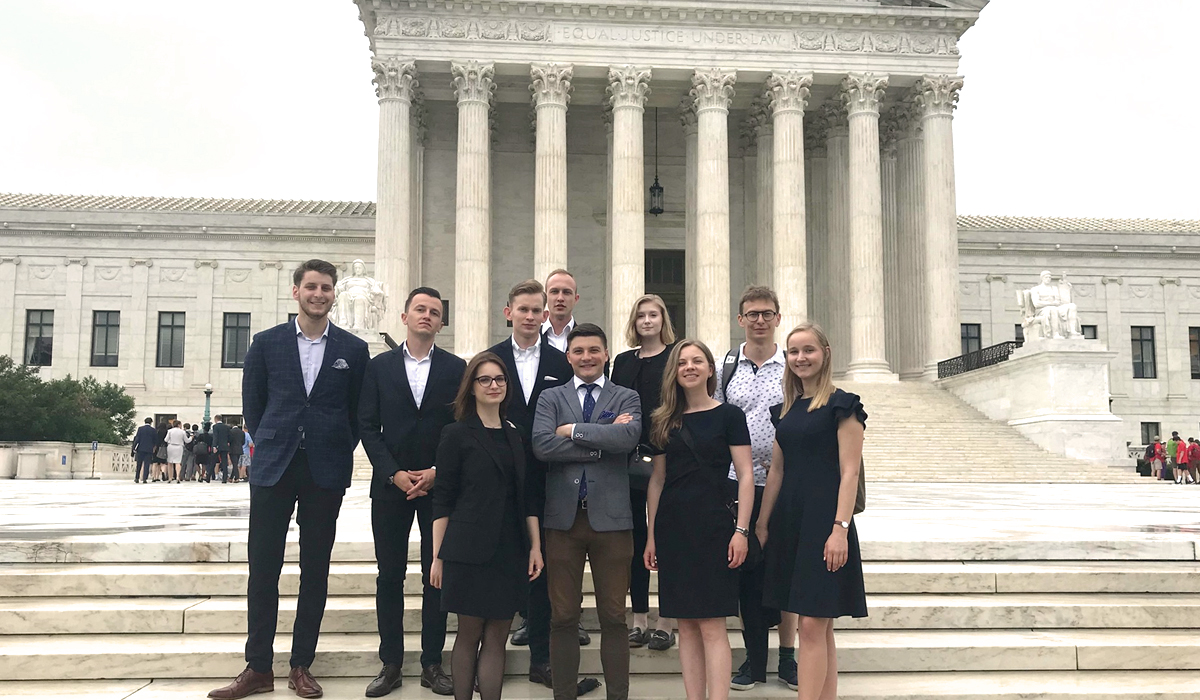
[677,424,762,570]
[628,444,654,489]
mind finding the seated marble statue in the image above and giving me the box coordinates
[331,259,387,332]
[1026,270,1082,340]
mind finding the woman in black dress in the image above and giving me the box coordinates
[611,293,677,650]
[431,352,544,700]
[757,323,868,700]
[644,339,754,700]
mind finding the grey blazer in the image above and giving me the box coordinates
[532,380,642,532]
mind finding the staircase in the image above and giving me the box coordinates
[842,381,1140,483]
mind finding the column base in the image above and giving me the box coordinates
[845,362,899,383]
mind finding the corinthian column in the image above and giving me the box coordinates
[880,110,901,373]
[531,63,573,284]
[680,98,699,338]
[914,75,964,378]
[842,73,894,381]
[767,71,812,334]
[893,101,926,380]
[805,113,830,329]
[692,68,737,355]
[373,57,418,335]
[824,102,851,377]
[607,66,651,351]
[750,98,773,290]
[452,60,495,356]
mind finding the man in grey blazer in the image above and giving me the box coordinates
[533,323,641,700]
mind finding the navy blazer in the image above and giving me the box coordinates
[241,321,369,490]
[132,424,158,455]
[359,344,466,500]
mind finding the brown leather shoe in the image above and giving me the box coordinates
[420,664,454,696]
[288,666,323,699]
[208,667,274,699]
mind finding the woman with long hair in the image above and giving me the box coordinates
[431,351,544,700]
[757,323,868,700]
[610,294,678,651]
[644,340,754,700]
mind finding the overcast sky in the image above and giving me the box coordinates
[0,0,1196,219]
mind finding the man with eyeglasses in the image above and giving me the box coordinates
[713,285,798,692]
[359,286,466,698]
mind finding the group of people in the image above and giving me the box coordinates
[1145,431,1200,484]
[130,415,253,484]
[208,259,869,700]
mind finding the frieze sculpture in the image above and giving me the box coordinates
[1018,271,1083,340]
[331,260,387,333]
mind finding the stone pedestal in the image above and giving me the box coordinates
[938,339,1133,466]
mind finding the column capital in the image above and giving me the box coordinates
[822,101,848,136]
[63,256,88,267]
[451,60,496,106]
[984,274,1008,283]
[691,69,737,113]
[1102,276,1124,286]
[888,101,923,139]
[0,255,22,266]
[257,260,282,270]
[530,63,573,108]
[840,72,888,117]
[804,111,830,157]
[677,96,698,135]
[194,259,219,269]
[372,57,418,103]
[607,66,652,110]
[913,74,964,118]
[879,109,904,157]
[750,96,774,138]
[766,71,812,115]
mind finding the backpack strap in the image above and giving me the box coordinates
[721,348,740,397]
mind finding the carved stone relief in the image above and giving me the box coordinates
[161,268,187,283]
[226,268,252,284]
[96,266,122,281]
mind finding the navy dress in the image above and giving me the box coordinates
[655,403,751,619]
[763,389,868,619]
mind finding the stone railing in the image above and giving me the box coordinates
[0,442,136,480]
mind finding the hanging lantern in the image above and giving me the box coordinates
[648,107,664,215]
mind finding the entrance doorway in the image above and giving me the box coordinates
[645,250,685,338]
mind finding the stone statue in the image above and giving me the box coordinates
[331,260,387,332]
[1018,270,1082,340]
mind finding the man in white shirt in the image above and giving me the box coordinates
[541,269,580,352]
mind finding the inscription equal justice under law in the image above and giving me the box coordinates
[558,25,792,48]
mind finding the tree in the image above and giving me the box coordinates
[0,356,137,444]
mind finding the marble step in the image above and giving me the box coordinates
[6,593,1199,636]
[9,671,1200,700]
[4,628,1198,680]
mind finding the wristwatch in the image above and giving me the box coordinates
[834,520,850,530]
[734,526,750,537]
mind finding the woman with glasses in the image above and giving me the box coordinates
[431,351,544,700]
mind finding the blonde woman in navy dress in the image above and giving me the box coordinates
[757,323,867,700]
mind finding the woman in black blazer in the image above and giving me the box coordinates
[431,351,544,700]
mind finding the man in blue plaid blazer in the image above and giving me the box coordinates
[211,259,369,700]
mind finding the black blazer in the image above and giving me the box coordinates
[359,344,467,501]
[212,422,231,452]
[486,337,572,442]
[432,416,536,565]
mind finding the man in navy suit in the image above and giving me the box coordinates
[488,280,600,691]
[359,287,466,698]
[131,417,157,484]
[209,259,369,700]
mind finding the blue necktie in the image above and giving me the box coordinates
[580,383,597,501]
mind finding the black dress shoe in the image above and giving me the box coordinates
[578,622,591,646]
[420,664,454,696]
[511,617,530,645]
[365,664,403,697]
[527,664,600,696]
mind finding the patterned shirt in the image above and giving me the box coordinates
[713,342,785,486]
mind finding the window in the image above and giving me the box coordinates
[91,311,120,367]
[154,414,177,430]
[960,323,982,355]
[1131,326,1157,379]
[1015,324,1025,344]
[1191,327,1200,380]
[222,313,252,368]
[157,312,186,368]
[1082,325,1098,340]
[1141,422,1161,446]
[24,310,54,366]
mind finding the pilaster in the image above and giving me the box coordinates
[0,257,20,362]
[1160,277,1188,401]
[125,258,152,390]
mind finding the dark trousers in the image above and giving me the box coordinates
[135,453,153,482]
[727,480,779,682]
[372,493,446,668]
[546,506,633,700]
[217,450,231,482]
[245,450,345,673]
[526,528,552,667]
[628,488,650,614]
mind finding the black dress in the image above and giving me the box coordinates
[440,428,527,619]
[763,389,868,619]
[655,403,751,619]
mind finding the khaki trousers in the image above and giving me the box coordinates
[545,505,633,700]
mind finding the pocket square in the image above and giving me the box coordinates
[332,358,350,370]
[543,375,558,381]
[599,410,616,420]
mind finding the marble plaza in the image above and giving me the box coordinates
[3,479,1200,698]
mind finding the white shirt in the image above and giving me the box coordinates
[511,336,541,404]
[573,374,607,412]
[714,342,786,486]
[295,319,329,396]
[541,317,576,353]
[402,341,434,408]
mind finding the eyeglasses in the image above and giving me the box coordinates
[742,310,777,322]
[474,375,508,387]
